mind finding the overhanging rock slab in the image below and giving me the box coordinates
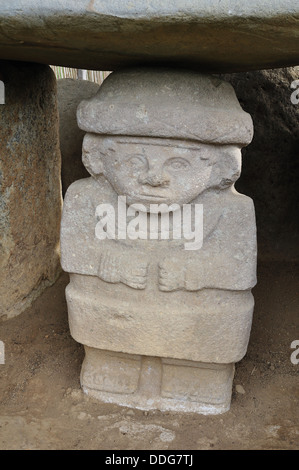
[0,1,298,72]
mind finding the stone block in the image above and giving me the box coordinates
[66,274,254,364]
[81,348,141,395]
[0,61,62,320]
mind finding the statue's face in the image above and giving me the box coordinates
[99,136,216,209]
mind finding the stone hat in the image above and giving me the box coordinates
[77,68,253,146]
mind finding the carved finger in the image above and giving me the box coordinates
[98,253,120,283]
[136,267,148,276]
[159,282,179,292]
[124,279,147,290]
[123,273,147,284]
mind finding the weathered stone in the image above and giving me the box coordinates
[66,273,254,364]
[0,2,298,72]
[57,78,100,195]
[220,67,299,261]
[0,61,62,321]
[77,68,253,145]
[61,68,257,413]
[81,348,235,414]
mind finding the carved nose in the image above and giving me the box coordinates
[140,173,169,187]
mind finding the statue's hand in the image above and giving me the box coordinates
[98,251,148,289]
[98,252,121,283]
[120,257,148,290]
[158,257,185,291]
[159,254,203,291]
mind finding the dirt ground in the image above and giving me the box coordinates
[0,261,298,450]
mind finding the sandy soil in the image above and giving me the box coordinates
[0,261,298,450]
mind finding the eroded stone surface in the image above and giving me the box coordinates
[81,348,235,414]
[61,68,257,413]
[0,1,298,72]
[0,61,62,320]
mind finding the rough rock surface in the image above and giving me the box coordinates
[57,78,100,195]
[221,67,299,260]
[0,1,298,72]
[0,61,62,320]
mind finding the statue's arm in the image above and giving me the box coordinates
[61,181,148,288]
[159,197,257,292]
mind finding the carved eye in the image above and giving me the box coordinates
[165,158,190,170]
[128,156,147,169]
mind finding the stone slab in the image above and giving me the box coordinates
[0,1,298,72]
[0,61,62,320]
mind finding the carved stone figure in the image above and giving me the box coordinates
[61,68,257,414]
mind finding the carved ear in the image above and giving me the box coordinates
[82,150,104,176]
[82,134,104,177]
[209,146,242,189]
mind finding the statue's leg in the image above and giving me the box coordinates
[81,346,234,414]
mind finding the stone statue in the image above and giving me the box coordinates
[61,68,257,414]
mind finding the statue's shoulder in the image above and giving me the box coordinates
[229,189,255,216]
[218,189,256,240]
[198,187,254,222]
[214,188,255,216]
[64,177,95,195]
[63,176,114,212]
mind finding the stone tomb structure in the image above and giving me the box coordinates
[0,1,298,72]
[61,68,257,414]
[0,61,61,320]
